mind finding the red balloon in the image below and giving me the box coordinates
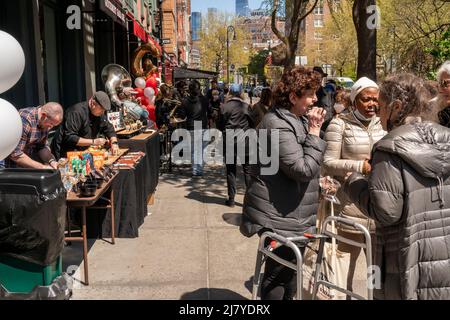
[135,87,145,98]
[146,77,158,90]
[145,104,157,124]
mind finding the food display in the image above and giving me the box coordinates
[59,147,119,196]
[112,151,144,169]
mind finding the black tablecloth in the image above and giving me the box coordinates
[84,132,160,239]
[119,132,160,196]
[86,157,147,239]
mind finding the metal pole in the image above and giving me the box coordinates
[227,30,230,85]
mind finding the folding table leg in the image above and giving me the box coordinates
[67,207,72,238]
[110,189,115,245]
[82,206,89,285]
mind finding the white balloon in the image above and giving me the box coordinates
[0,98,23,160]
[144,87,155,99]
[134,77,146,89]
[0,31,25,94]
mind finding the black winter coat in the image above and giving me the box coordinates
[181,95,210,130]
[241,108,327,238]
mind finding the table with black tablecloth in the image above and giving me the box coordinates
[87,158,146,238]
[86,131,160,239]
[118,130,160,197]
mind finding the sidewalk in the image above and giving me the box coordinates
[64,165,259,300]
[64,163,368,300]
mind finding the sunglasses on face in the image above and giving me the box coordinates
[440,79,450,88]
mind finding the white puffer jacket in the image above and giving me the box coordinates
[323,112,386,233]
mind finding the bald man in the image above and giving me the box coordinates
[6,102,64,169]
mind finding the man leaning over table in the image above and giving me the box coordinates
[5,102,63,169]
[51,91,119,159]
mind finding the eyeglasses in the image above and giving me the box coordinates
[42,114,61,127]
[440,79,450,88]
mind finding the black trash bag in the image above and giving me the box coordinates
[0,169,67,266]
[0,273,73,300]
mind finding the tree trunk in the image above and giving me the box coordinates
[353,0,377,81]
[283,0,303,70]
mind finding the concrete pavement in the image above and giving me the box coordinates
[63,163,368,300]
[64,165,259,300]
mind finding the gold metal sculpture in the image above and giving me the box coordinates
[131,42,160,78]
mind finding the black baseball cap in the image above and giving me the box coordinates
[313,66,328,77]
[93,91,111,111]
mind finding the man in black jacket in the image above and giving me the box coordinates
[180,80,210,177]
[313,66,335,133]
[51,91,118,159]
[219,84,254,207]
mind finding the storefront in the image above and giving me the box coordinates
[94,0,130,91]
[0,0,86,109]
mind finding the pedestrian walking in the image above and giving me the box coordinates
[219,83,253,207]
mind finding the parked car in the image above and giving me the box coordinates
[326,77,354,89]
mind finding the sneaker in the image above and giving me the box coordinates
[192,174,203,179]
[225,199,235,208]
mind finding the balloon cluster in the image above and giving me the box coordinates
[0,31,25,160]
[134,74,160,126]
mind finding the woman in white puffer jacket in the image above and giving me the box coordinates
[322,77,386,296]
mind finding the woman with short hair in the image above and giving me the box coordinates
[241,67,327,300]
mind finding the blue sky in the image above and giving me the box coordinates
[191,0,264,15]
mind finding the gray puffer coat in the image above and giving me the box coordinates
[241,108,327,238]
[344,121,450,300]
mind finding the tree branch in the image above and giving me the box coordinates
[271,0,288,46]
[296,0,320,25]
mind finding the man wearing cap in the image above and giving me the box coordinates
[51,91,119,159]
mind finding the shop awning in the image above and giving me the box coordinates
[133,20,147,42]
[173,67,218,80]
[99,0,127,27]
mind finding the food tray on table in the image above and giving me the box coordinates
[116,128,144,139]
[112,151,145,170]
[104,148,129,166]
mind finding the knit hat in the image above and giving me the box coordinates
[350,77,379,103]
[229,83,242,95]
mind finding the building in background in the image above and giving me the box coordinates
[191,11,201,41]
[238,10,285,52]
[207,7,218,20]
[236,0,250,17]
[176,0,191,66]
[299,0,333,70]
[190,47,201,69]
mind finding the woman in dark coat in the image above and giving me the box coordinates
[241,67,327,300]
[344,73,450,300]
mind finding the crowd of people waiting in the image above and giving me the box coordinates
[153,62,450,300]
[240,61,450,300]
